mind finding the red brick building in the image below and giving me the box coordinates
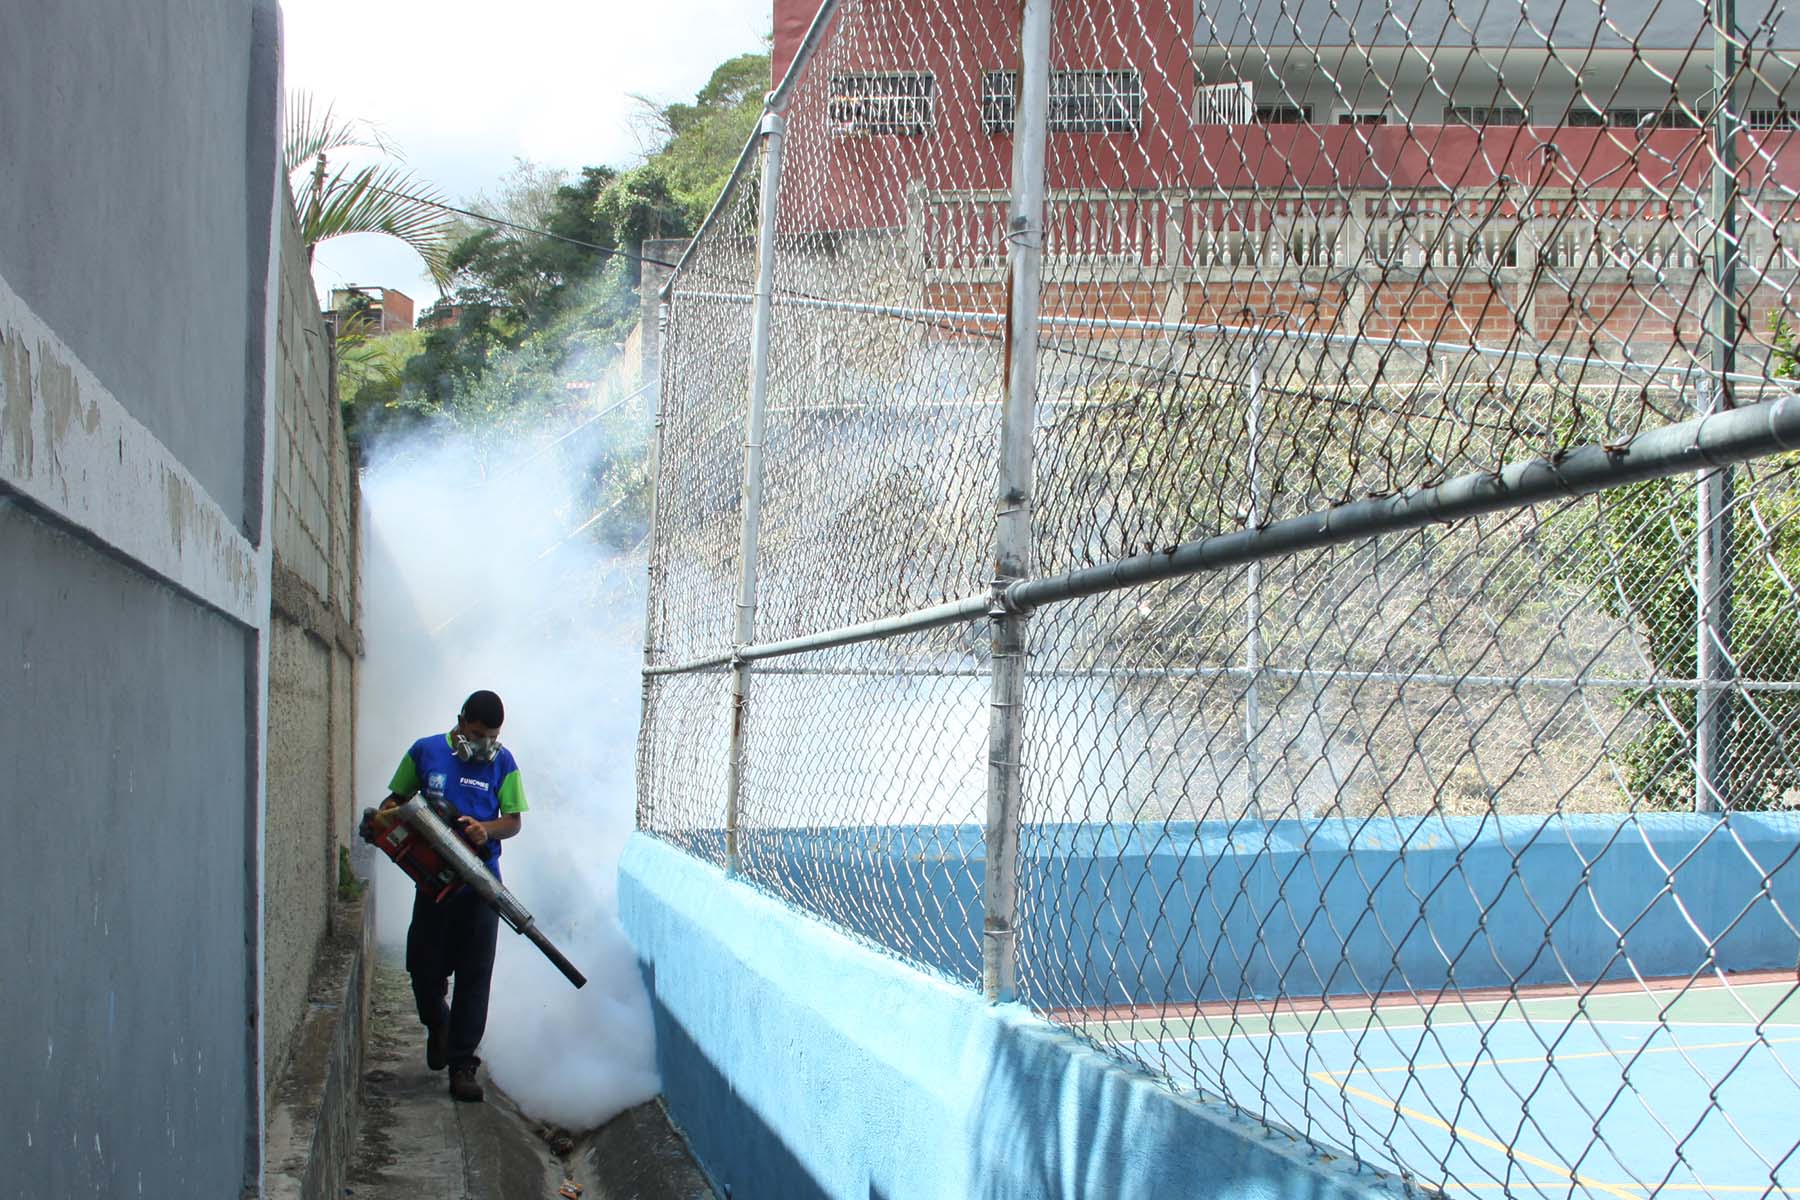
[771,0,1800,355]
[328,286,414,335]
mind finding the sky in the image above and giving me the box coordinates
[281,0,771,310]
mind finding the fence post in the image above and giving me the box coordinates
[984,0,1053,1005]
[1697,0,1741,813]
[636,299,673,830]
[1696,381,1734,813]
[724,110,787,873]
[1243,340,1266,822]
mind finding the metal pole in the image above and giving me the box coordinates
[1697,0,1741,812]
[984,0,1053,1005]
[1696,381,1733,812]
[642,396,1800,682]
[724,111,786,874]
[1007,397,1800,612]
[1243,343,1265,823]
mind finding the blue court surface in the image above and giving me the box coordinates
[1113,981,1800,1197]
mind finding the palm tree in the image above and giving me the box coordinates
[284,91,453,288]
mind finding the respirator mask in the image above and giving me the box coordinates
[452,727,501,764]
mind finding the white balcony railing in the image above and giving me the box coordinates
[920,189,1773,280]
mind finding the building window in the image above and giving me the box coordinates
[1338,111,1388,125]
[828,72,935,136]
[980,72,1016,132]
[1448,105,1527,126]
[1749,107,1800,130]
[1194,80,1254,125]
[1567,103,1704,131]
[982,69,1145,133]
[1255,103,1312,124]
[1595,106,1699,130]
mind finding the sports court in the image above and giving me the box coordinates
[1100,976,1800,1197]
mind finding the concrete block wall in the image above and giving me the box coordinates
[265,896,374,1200]
[263,194,364,1097]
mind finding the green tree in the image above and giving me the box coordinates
[339,44,772,555]
[336,325,425,449]
[401,166,635,410]
[601,49,771,237]
[1547,342,1800,809]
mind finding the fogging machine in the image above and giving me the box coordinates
[359,796,587,989]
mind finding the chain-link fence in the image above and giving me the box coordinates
[639,0,1800,1193]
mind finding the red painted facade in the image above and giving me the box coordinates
[768,0,1799,352]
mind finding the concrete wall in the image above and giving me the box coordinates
[0,2,283,1195]
[621,834,1406,1200]
[263,189,363,1098]
[0,0,280,534]
[265,895,374,1200]
[625,817,1799,1196]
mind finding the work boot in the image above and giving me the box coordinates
[449,1060,484,1103]
[425,1020,449,1072]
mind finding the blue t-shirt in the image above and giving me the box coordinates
[389,733,528,879]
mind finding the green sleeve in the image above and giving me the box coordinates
[389,752,421,798]
[499,768,528,814]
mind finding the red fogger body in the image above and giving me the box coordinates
[360,797,587,988]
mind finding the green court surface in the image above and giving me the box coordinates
[1111,980,1800,1197]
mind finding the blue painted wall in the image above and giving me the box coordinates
[627,815,1797,1195]
[739,813,1800,1008]
[1020,813,1800,1006]
[621,833,1407,1200]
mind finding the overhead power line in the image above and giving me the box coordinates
[367,183,686,271]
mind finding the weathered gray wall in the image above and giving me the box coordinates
[0,503,255,1196]
[264,194,363,1098]
[0,0,279,533]
[0,1,283,1196]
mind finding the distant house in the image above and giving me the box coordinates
[328,286,415,335]
[771,0,1800,355]
[417,301,468,331]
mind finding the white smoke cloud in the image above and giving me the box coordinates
[353,390,660,1131]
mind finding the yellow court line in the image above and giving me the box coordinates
[1331,1079,1643,1200]
[1315,1034,1800,1080]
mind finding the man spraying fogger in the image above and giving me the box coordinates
[373,689,527,1104]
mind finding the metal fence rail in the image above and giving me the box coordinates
[639,0,1800,1193]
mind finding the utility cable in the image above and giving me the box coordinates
[365,183,686,270]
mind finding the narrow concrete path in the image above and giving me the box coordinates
[348,956,715,1200]
[349,957,567,1199]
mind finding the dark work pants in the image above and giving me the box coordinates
[406,886,500,1067]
